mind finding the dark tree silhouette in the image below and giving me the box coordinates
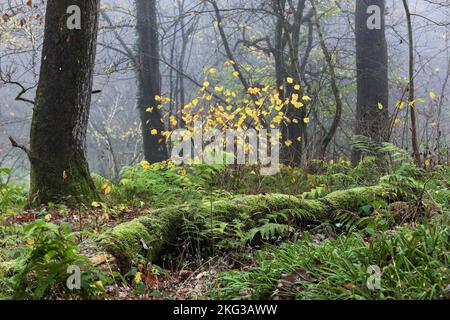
[136,0,168,163]
[352,0,389,163]
[28,0,100,206]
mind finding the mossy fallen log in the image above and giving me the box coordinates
[97,185,400,271]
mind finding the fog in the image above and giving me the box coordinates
[1,0,449,181]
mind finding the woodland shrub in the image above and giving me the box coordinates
[93,160,230,208]
[0,220,111,299]
[0,168,26,211]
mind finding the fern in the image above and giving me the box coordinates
[244,223,293,243]
[351,135,413,167]
[351,135,384,157]
[380,142,412,163]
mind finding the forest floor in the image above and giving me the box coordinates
[0,158,449,300]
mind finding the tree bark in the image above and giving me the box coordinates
[352,0,389,164]
[28,0,99,206]
[402,0,421,166]
[273,0,307,165]
[136,0,168,163]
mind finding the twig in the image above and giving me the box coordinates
[8,136,29,156]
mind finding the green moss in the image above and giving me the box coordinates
[322,186,385,210]
[97,184,414,270]
[28,154,98,208]
[299,199,327,218]
[100,220,152,270]
[266,194,300,209]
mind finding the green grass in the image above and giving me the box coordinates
[213,214,449,300]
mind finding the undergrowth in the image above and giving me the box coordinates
[214,214,449,300]
[0,157,448,300]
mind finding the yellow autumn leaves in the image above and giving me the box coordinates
[144,70,313,149]
[140,160,151,170]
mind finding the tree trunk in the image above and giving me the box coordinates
[136,0,168,163]
[28,0,99,207]
[273,0,306,165]
[352,0,389,164]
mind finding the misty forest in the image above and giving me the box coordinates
[0,0,449,300]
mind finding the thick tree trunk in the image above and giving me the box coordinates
[28,0,99,207]
[135,0,168,163]
[352,0,389,164]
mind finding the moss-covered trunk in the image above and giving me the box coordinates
[28,0,100,206]
[98,184,403,271]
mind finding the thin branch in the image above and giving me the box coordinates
[8,136,29,156]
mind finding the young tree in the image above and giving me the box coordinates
[352,0,389,163]
[272,0,310,165]
[27,0,100,206]
[402,0,421,165]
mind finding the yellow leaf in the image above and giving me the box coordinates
[140,160,151,170]
[429,91,437,100]
[45,214,52,222]
[294,84,301,91]
[151,129,158,135]
[396,101,405,109]
[103,185,112,195]
[232,71,239,77]
[303,117,310,124]
[286,77,294,84]
[134,272,143,284]
[224,60,235,66]
[91,201,101,208]
[247,87,261,95]
[285,139,293,147]
[393,118,401,127]
[377,102,383,110]
[203,81,210,88]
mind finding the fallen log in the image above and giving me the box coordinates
[95,184,404,271]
